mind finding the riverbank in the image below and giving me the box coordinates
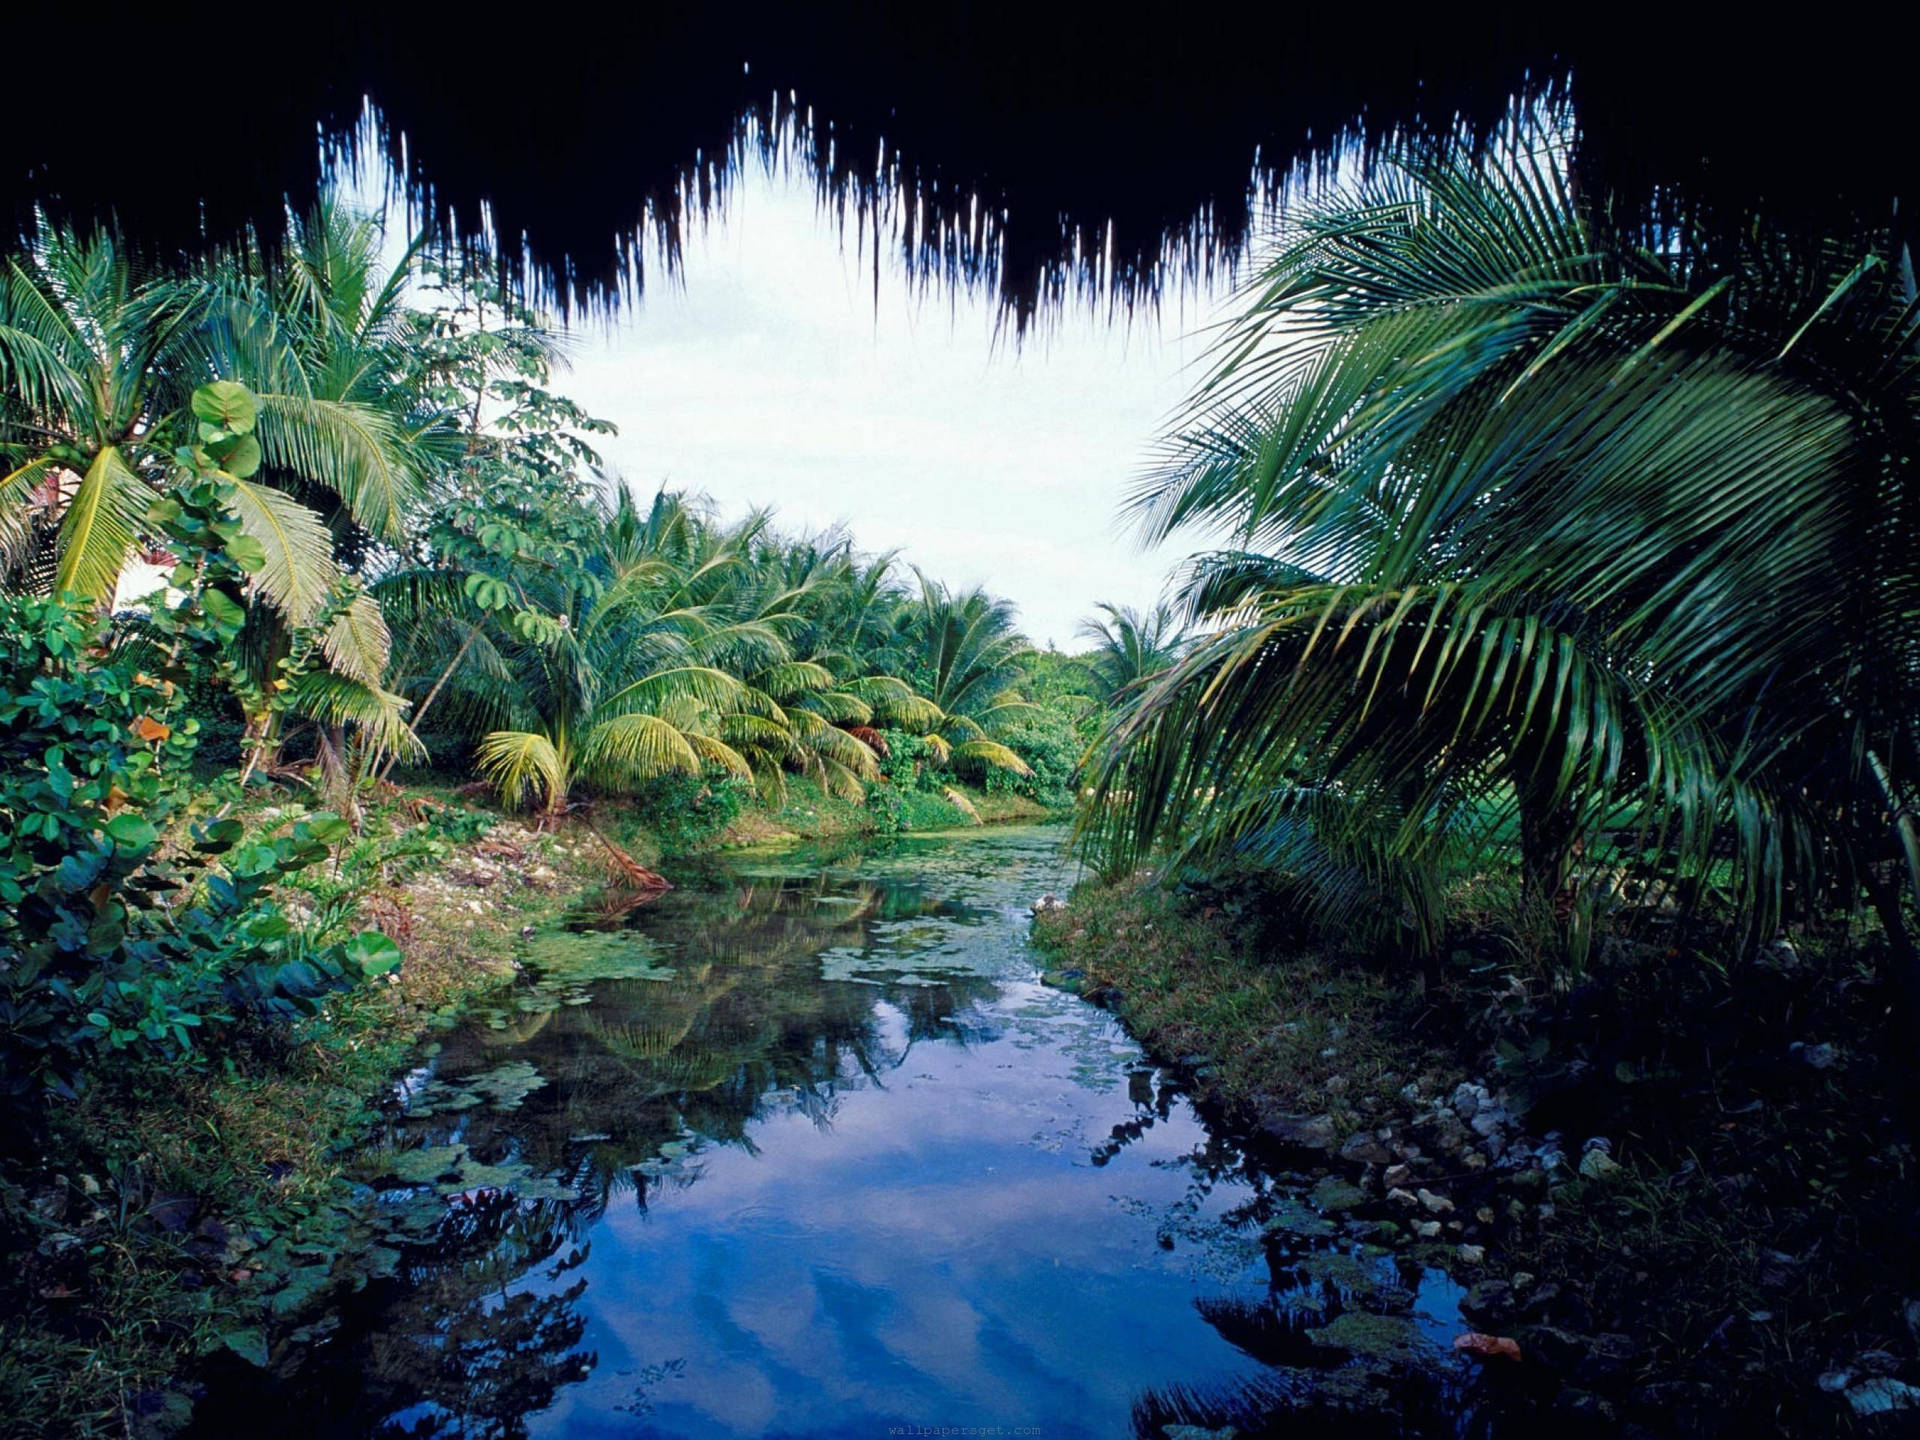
[0,777,1055,1438]
[1034,875,1920,1435]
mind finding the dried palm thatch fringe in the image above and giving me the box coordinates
[6,14,1912,329]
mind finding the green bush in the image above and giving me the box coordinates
[0,595,398,1148]
[626,766,751,853]
[987,703,1085,806]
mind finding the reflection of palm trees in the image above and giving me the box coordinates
[189,1195,595,1440]
[420,865,1001,1224]
[368,1197,594,1440]
[194,839,1068,1437]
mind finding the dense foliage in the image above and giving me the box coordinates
[0,393,401,1146]
[1083,113,1920,983]
[0,202,1090,1142]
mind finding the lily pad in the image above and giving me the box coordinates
[387,1144,469,1184]
[522,930,676,984]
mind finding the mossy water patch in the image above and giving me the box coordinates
[1304,1310,1424,1365]
[521,929,677,984]
[403,1059,549,1116]
[365,1140,579,1203]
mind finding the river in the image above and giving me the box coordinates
[187,825,1473,1439]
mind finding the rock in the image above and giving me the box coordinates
[1457,1244,1486,1264]
[1388,1187,1420,1208]
[1451,1081,1490,1119]
[1030,893,1067,914]
[1419,1107,1472,1153]
[1453,1331,1523,1363]
[1522,1324,1593,1372]
[1161,1427,1240,1440]
[1382,1163,1412,1189]
[1470,1105,1513,1140]
[1261,1113,1337,1154]
[1476,1206,1497,1224]
[1340,1130,1396,1166]
[1578,1149,1622,1181]
[1416,1188,1455,1214]
[1462,1280,1515,1326]
[1819,1362,1920,1417]
[1414,1220,1443,1239]
[1790,1040,1837,1070]
[1521,1282,1563,1315]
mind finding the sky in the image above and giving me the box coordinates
[550,169,1241,650]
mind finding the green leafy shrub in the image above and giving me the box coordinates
[987,703,1084,806]
[0,594,402,1145]
[627,767,751,853]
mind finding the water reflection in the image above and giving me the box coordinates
[188,827,1474,1439]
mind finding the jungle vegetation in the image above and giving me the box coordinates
[1081,112,1920,996]
[0,199,1077,1147]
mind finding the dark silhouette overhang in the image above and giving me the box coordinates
[7,9,1911,325]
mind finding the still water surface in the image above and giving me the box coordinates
[192,826,1469,1438]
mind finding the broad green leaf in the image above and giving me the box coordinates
[192,381,257,434]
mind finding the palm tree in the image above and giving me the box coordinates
[0,225,204,600]
[0,221,429,784]
[1076,601,1188,697]
[888,574,1035,775]
[1087,111,1920,978]
[471,488,759,819]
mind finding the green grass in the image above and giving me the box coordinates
[1032,877,1458,1128]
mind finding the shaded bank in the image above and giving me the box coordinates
[1035,877,1920,1435]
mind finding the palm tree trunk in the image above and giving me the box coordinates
[1514,754,1576,905]
[376,623,481,784]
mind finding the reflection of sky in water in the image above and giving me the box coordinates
[520,830,1273,1437]
[190,825,1470,1439]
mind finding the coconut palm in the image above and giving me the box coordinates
[1088,112,1920,979]
[1076,601,1188,697]
[0,225,205,599]
[887,574,1035,775]
[471,488,760,818]
[0,222,431,783]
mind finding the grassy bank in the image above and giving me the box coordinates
[719,774,1055,845]
[1034,876,1920,1435]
